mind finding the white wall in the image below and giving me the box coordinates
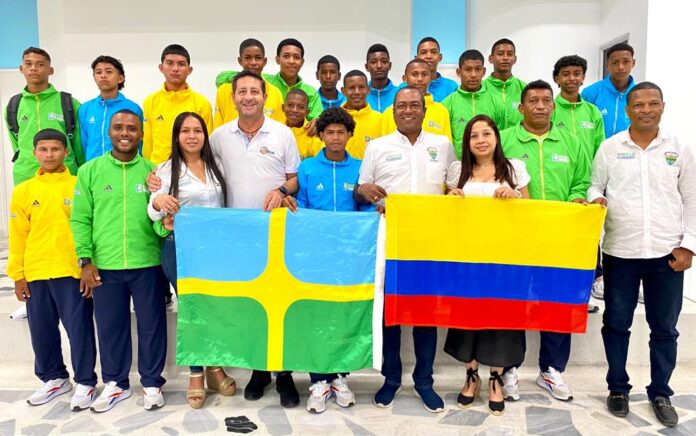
[469,0,602,85]
[599,0,648,81]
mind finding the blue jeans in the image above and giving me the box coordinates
[382,324,437,389]
[162,233,203,374]
[602,253,683,401]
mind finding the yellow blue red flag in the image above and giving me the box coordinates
[174,207,382,372]
[385,195,606,333]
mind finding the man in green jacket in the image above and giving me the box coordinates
[70,109,167,413]
[484,38,526,127]
[500,80,591,404]
[4,47,84,185]
[442,49,509,157]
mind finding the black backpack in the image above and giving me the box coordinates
[6,91,76,162]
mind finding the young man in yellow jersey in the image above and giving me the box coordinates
[8,129,97,410]
[142,44,213,164]
[382,59,452,142]
[214,38,285,129]
[283,89,323,159]
[340,70,383,159]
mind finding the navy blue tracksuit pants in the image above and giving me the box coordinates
[602,253,683,401]
[26,277,97,386]
[92,267,167,390]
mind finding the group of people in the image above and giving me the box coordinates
[4,35,693,429]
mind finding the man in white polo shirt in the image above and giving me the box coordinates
[210,70,301,407]
[589,82,696,428]
[356,86,456,413]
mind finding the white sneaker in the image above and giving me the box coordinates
[10,303,27,321]
[591,276,604,300]
[306,381,331,413]
[331,376,356,408]
[90,381,131,413]
[27,378,72,405]
[536,367,573,401]
[501,367,520,401]
[143,387,164,410]
[70,384,96,411]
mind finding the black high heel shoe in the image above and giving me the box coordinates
[488,371,505,415]
[457,367,481,408]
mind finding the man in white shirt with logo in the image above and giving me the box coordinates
[356,86,456,413]
[589,82,696,428]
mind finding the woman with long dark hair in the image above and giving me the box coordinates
[147,112,233,409]
[443,114,530,416]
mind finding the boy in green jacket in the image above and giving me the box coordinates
[500,80,591,404]
[70,109,167,413]
[483,38,526,126]
[4,47,83,186]
[442,49,509,157]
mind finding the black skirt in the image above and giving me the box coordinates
[444,328,525,368]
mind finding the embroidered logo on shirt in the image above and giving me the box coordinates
[259,146,276,156]
[427,147,439,161]
[47,112,64,122]
[32,200,40,207]
[263,108,274,116]
[557,122,566,129]
[9,213,16,218]
[20,115,28,123]
[64,198,72,206]
[156,115,164,122]
[581,121,595,129]
[365,136,373,142]
[104,185,113,192]
[343,182,355,191]
[315,183,324,191]
[601,108,608,115]
[616,152,635,160]
[428,120,442,130]
[521,153,529,160]
[89,116,96,124]
[551,154,570,163]
[665,151,679,166]
[385,153,402,162]
[135,184,147,193]
[455,117,467,125]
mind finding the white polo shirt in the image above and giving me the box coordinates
[210,116,301,208]
[588,129,696,259]
[358,130,456,195]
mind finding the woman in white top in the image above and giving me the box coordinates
[147,112,232,409]
[443,114,530,416]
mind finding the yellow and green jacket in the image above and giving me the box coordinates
[382,94,452,143]
[142,84,213,164]
[264,72,323,120]
[70,153,160,270]
[7,168,81,282]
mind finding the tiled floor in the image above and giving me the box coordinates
[1,239,696,435]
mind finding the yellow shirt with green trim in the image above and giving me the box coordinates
[381,94,453,143]
[7,168,81,282]
[142,84,213,164]
[291,122,324,159]
[214,79,286,129]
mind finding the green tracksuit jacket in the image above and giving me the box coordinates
[442,83,509,158]
[501,124,590,202]
[551,95,605,158]
[484,75,526,126]
[4,84,83,185]
[70,152,160,270]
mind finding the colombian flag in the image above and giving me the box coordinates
[384,195,606,333]
[174,207,382,372]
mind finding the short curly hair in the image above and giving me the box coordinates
[316,107,356,135]
[552,55,587,78]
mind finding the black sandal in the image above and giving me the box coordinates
[457,367,481,409]
[488,371,505,415]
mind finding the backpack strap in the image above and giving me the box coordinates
[7,93,22,162]
[59,91,76,141]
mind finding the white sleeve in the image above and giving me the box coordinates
[284,128,301,174]
[587,140,610,202]
[678,140,696,253]
[147,161,172,221]
[446,161,462,189]
[358,141,376,185]
[510,159,530,189]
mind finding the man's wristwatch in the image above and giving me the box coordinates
[278,186,289,196]
[78,257,92,267]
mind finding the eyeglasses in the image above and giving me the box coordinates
[394,102,424,111]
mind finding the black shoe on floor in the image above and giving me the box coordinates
[607,391,629,417]
[275,373,299,408]
[651,396,678,427]
[244,370,271,400]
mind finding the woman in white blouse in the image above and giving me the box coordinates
[147,112,232,409]
[443,114,530,416]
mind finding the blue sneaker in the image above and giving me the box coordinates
[415,386,445,413]
[373,383,401,408]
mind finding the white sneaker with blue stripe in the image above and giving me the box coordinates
[70,383,96,411]
[27,378,72,406]
[90,381,131,413]
[536,367,573,401]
